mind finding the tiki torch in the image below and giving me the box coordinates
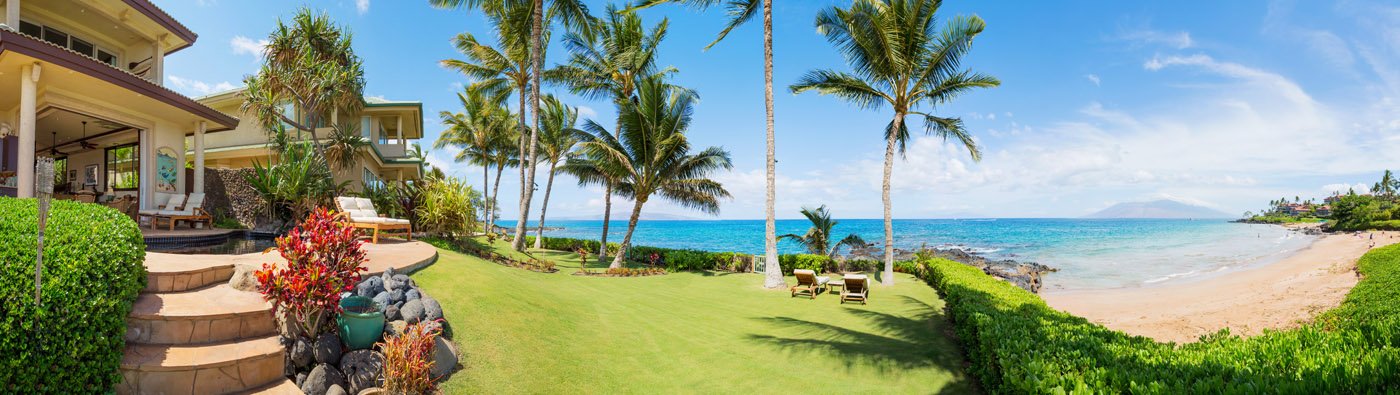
[35,157,54,305]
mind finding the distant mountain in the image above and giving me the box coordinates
[1084,199,1231,219]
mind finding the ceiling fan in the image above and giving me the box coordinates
[49,132,65,156]
[78,121,99,150]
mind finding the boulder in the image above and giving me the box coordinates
[291,337,314,368]
[372,292,391,313]
[421,297,443,322]
[388,289,405,305]
[430,336,458,379]
[385,304,402,322]
[327,384,348,395]
[356,277,382,298]
[300,364,346,395]
[228,264,260,292]
[400,299,425,324]
[340,349,385,394]
[421,320,443,335]
[357,388,388,395]
[283,351,296,377]
[405,289,421,301]
[386,274,411,292]
[295,372,307,388]
[314,333,343,365]
[383,320,407,338]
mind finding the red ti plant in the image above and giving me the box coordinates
[254,208,367,337]
[380,321,441,394]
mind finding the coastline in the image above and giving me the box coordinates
[1042,224,1399,343]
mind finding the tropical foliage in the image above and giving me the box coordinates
[246,142,347,222]
[415,175,481,238]
[435,84,517,234]
[531,95,584,248]
[778,205,866,259]
[254,209,367,337]
[792,0,999,284]
[562,76,733,268]
[379,322,441,395]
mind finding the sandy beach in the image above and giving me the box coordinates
[1042,225,1400,343]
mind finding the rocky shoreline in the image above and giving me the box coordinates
[849,244,1056,293]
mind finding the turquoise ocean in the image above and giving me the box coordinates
[497,218,1315,291]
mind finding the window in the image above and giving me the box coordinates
[70,37,95,57]
[42,26,68,47]
[106,143,139,191]
[18,20,119,67]
[363,167,383,190]
[97,50,117,66]
[53,157,68,190]
[18,21,41,37]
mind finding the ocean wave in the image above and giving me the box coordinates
[1143,269,1202,284]
[931,244,1002,255]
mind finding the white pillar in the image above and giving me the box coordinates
[5,0,19,29]
[397,116,405,146]
[17,63,38,198]
[193,121,205,194]
[152,35,166,85]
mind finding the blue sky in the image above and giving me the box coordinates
[159,0,1400,219]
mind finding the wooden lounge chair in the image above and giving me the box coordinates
[335,196,412,244]
[790,269,830,299]
[153,193,211,231]
[840,274,869,305]
[138,192,176,226]
[141,194,186,229]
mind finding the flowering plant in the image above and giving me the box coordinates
[380,321,441,394]
[255,208,367,336]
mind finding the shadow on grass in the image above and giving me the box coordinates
[743,295,975,393]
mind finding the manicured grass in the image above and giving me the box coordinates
[411,239,974,393]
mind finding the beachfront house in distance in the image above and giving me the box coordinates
[193,87,425,192]
[0,0,237,209]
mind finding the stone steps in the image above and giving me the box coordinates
[238,379,301,395]
[118,335,285,394]
[144,253,237,292]
[126,284,277,345]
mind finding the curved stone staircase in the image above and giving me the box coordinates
[118,255,298,394]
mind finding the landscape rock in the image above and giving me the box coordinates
[291,338,314,368]
[314,333,343,365]
[421,320,443,335]
[357,388,387,395]
[387,274,411,292]
[421,297,443,322]
[405,289,421,301]
[301,364,346,395]
[295,372,307,388]
[385,304,402,322]
[283,352,296,377]
[384,320,407,338]
[327,384,348,395]
[388,289,405,305]
[401,299,425,324]
[372,292,391,313]
[228,264,260,292]
[340,349,385,394]
[430,336,458,379]
[356,277,384,298]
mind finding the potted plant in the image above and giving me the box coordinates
[338,295,384,350]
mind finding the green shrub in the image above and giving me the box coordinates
[1,198,147,392]
[523,236,753,272]
[415,176,480,237]
[920,245,1400,393]
[778,254,830,274]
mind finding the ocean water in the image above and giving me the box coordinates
[497,218,1315,290]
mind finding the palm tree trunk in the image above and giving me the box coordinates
[611,196,646,269]
[882,114,901,286]
[482,164,491,234]
[761,0,783,289]
[512,0,545,251]
[491,162,505,233]
[534,162,557,249]
[599,183,612,262]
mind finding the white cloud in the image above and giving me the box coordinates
[1086,74,1101,86]
[230,36,268,59]
[166,76,237,96]
[577,105,598,119]
[1321,183,1369,195]
[356,0,370,14]
[1119,29,1194,49]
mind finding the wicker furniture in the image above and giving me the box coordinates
[335,196,412,244]
[790,269,830,299]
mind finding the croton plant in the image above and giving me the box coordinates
[255,207,367,337]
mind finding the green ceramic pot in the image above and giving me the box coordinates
[337,296,384,350]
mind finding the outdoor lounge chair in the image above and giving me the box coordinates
[336,196,412,244]
[140,193,185,229]
[790,269,830,299]
[152,193,211,231]
[840,274,869,305]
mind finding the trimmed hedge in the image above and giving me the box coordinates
[1,197,147,392]
[777,254,830,273]
[920,245,1400,393]
[524,236,755,272]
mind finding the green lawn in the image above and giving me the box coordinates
[411,238,974,394]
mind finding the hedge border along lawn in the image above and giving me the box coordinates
[919,245,1400,393]
[0,197,147,393]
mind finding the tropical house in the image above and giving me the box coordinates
[193,87,425,193]
[0,0,237,211]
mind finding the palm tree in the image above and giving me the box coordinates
[791,0,1000,285]
[435,84,516,233]
[778,205,866,260]
[561,77,733,268]
[553,3,674,261]
[242,8,365,169]
[1379,170,1397,200]
[532,95,584,248]
[631,0,784,289]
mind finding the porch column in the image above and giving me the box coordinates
[5,0,19,29]
[152,35,166,85]
[397,116,405,146]
[17,63,38,198]
[193,121,206,194]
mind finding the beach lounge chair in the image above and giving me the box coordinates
[840,274,869,305]
[336,196,412,244]
[140,193,185,229]
[153,193,211,231]
[790,269,830,299]
[137,192,175,224]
